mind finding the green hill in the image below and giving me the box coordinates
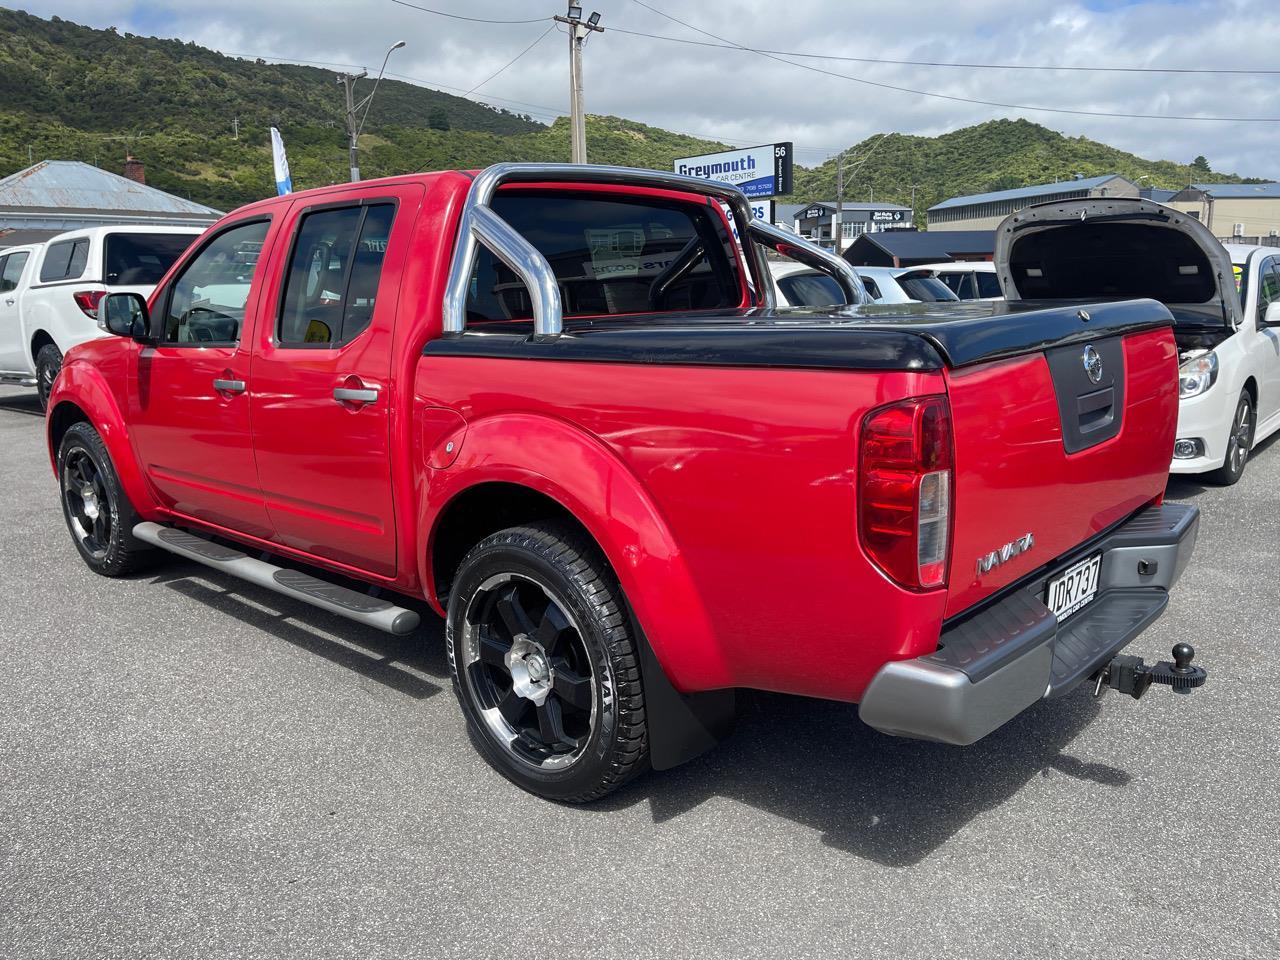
[0,8,1263,216]
[792,119,1257,214]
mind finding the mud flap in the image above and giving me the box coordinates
[637,630,736,771]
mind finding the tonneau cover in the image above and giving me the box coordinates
[426,298,1173,371]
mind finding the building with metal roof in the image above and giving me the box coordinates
[0,160,222,247]
[1165,182,1280,244]
[927,174,1139,232]
[787,200,914,250]
[841,229,995,268]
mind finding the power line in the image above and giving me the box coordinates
[386,0,548,24]
[606,26,1280,77]
[625,0,1280,123]
[464,24,556,95]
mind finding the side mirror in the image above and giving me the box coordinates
[1263,301,1280,328]
[99,292,151,341]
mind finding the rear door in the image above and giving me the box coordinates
[129,216,278,538]
[0,250,32,371]
[249,185,418,578]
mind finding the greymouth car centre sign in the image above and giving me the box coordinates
[674,143,793,198]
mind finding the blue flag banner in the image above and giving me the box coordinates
[270,126,292,196]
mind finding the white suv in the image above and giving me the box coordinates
[0,225,202,408]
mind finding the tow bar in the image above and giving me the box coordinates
[1093,643,1208,700]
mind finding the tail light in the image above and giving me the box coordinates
[858,396,953,590]
[73,290,106,318]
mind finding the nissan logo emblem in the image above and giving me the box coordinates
[1082,344,1103,384]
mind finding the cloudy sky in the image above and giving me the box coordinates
[16,0,1280,177]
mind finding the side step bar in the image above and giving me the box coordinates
[133,522,420,635]
[0,373,38,387]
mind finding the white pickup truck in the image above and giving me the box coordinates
[995,198,1280,484]
[0,225,201,408]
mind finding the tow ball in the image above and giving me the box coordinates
[1092,643,1208,700]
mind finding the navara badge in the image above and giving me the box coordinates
[976,533,1035,576]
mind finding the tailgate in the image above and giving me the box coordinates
[942,326,1178,617]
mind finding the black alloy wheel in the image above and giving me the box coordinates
[447,522,649,802]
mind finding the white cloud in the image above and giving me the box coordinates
[14,0,1280,177]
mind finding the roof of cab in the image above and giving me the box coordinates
[220,170,473,221]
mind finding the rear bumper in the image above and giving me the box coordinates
[858,503,1199,745]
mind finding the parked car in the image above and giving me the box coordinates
[916,261,1003,301]
[770,260,852,306]
[854,265,960,303]
[994,197,1280,484]
[48,164,1203,802]
[0,225,202,408]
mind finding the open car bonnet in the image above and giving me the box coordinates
[993,197,1240,329]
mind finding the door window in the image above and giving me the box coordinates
[161,219,270,345]
[1,252,28,292]
[1259,258,1280,319]
[975,272,1003,298]
[278,203,397,346]
[938,272,969,297]
[39,238,89,283]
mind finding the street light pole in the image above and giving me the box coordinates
[553,5,603,164]
[337,39,406,182]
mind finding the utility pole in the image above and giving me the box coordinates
[232,116,239,141]
[553,5,604,164]
[336,40,406,183]
[910,184,919,227]
[834,151,844,254]
[338,70,367,182]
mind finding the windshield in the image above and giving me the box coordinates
[777,270,846,307]
[897,274,960,302]
[105,232,197,285]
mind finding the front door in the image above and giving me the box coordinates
[249,186,418,578]
[1254,256,1280,428]
[130,217,278,539]
[0,250,32,372]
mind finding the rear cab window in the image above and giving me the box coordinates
[39,238,90,283]
[975,272,1003,298]
[466,190,745,322]
[104,233,196,286]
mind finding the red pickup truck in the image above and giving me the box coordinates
[47,164,1204,802]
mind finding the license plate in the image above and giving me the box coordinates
[1045,554,1101,622]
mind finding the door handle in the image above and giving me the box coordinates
[212,378,246,394]
[4,298,14,306]
[333,386,379,404]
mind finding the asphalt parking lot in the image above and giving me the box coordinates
[1,383,1277,960]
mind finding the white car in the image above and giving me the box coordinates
[850,265,960,304]
[994,198,1280,484]
[0,225,203,408]
[914,261,1003,301]
[770,260,850,306]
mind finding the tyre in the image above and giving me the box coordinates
[446,521,648,802]
[57,421,154,576]
[1208,390,1255,486]
[35,343,62,411]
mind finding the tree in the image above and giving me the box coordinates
[1191,155,1212,176]
[428,108,450,132]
